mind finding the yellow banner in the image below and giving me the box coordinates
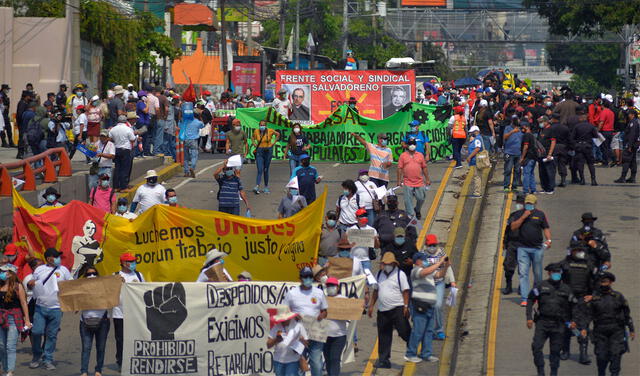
[97,190,326,282]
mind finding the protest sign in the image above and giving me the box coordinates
[327,257,353,279]
[58,275,123,312]
[97,190,327,282]
[346,228,376,248]
[235,103,453,162]
[204,264,230,282]
[326,297,365,321]
[276,70,416,122]
[121,275,366,376]
[301,315,328,343]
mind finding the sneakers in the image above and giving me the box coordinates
[424,356,439,362]
[374,359,391,369]
[29,361,40,369]
[436,332,446,340]
[455,165,463,169]
[253,186,261,194]
[262,187,270,194]
[545,191,554,195]
[404,355,422,363]
[520,300,528,307]
[43,362,56,370]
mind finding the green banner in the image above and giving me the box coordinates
[235,103,453,162]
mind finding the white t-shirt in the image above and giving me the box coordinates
[348,224,377,261]
[284,286,328,317]
[74,113,88,134]
[109,123,136,149]
[72,96,88,120]
[111,270,145,319]
[116,211,137,220]
[269,321,308,363]
[32,264,72,309]
[324,294,348,337]
[355,180,378,210]
[95,140,116,168]
[205,100,216,114]
[375,267,410,312]
[272,98,291,118]
[146,94,159,116]
[132,184,166,213]
[337,194,360,225]
[22,273,34,302]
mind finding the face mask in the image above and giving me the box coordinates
[207,96,212,101]
[290,189,299,196]
[426,245,438,254]
[100,180,109,188]
[234,126,241,132]
[395,236,405,245]
[327,219,336,227]
[358,218,368,227]
[539,123,545,128]
[525,204,535,211]
[575,251,586,259]
[545,102,552,107]
[301,160,310,167]
[408,145,417,151]
[147,177,157,185]
[383,264,394,273]
[92,101,99,106]
[380,139,388,146]
[46,194,57,203]
[168,196,178,204]
[6,255,16,263]
[583,225,591,232]
[129,262,137,271]
[117,205,127,213]
[411,126,418,132]
[320,275,328,284]
[53,257,61,266]
[0,272,6,281]
[515,203,524,210]
[225,169,234,177]
[343,190,350,196]
[326,286,338,296]
[302,277,313,288]
[387,202,398,210]
[599,284,611,293]
[293,128,301,134]
[551,272,562,281]
[76,92,83,97]
[259,125,266,131]
[338,250,351,257]
[359,175,369,183]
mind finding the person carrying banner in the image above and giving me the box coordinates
[197,249,232,282]
[351,132,393,187]
[323,277,348,376]
[284,124,310,175]
[78,267,110,376]
[397,138,431,219]
[267,308,307,376]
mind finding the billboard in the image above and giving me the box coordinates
[276,70,415,123]
[231,62,262,96]
[402,0,446,6]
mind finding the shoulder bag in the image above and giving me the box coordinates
[475,136,491,170]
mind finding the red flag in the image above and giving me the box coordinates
[183,79,196,103]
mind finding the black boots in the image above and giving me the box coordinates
[558,177,566,187]
[537,366,545,376]
[502,279,513,295]
[579,339,591,365]
[591,178,598,186]
[550,368,558,376]
[560,349,570,360]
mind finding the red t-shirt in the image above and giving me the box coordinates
[398,151,427,187]
[598,108,615,132]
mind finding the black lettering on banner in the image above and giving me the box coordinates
[207,315,265,343]
[207,343,273,376]
[130,340,197,374]
[207,283,285,308]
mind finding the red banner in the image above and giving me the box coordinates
[12,190,107,275]
[232,62,262,96]
[276,69,415,123]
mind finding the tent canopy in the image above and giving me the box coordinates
[454,77,482,87]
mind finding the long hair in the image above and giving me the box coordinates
[288,124,302,149]
[3,271,19,303]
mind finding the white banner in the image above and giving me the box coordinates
[121,276,366,375]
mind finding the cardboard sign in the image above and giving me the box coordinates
[347,228,376,248]
[326,297,365,321]
[58,275,122,312]
[327,257,354,279]
[301,314,328,343]
[204,263,229,282]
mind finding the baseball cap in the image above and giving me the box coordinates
[425,234,438,245]
[3,243,18,256]
[44,248,62,258]
[326,277,340,286]
[524,194,537,205]
[299,267,313,278]
[394,227,405,236]
[469,125,480,133]
[120,252,136,262]
[412,252,428,263]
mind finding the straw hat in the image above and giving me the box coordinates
[273,307,299,323]
[380,252,399,265]
[204,249,227,266]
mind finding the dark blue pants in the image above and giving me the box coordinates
[113,148,132,189]
[452,138,465,167]
[80,318,110,374]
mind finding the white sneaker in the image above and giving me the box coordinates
[29,361,40,369]
[403,355,422,363]
[43,362,56,370]
[425,356,439,362]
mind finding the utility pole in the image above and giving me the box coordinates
[278,0,287,62]
[295,0,300,69]
[342,0,348,58]
[69,0,81,86]
[247,0,254,55]
[623,24,631,90]
[220,0,227,88]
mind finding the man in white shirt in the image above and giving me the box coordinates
[115,197,138,220]
[88,129,116,189]
[109,115,136,191]
[367,252,411,369]
[27,248,72,370]
[283,267,328,376]
[123,83,138,102]
[111,252,145,371]
[272,89,291,119]
[131,169,166,214]
[347,208,380,276]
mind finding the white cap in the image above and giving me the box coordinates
[479,99,488,107]
[604,94,613,102]
[469,125,480,133]
[90,95,99,102]
[286,177,299,189]
[144,169,158,179]
[227,154,242,168]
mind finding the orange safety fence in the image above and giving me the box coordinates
[0,147,72,196]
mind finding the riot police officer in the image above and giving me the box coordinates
[570,212,611,271]
[526,263,577,376]
[374,195,417,249]
[569,108,599,185]
[502,193,525,295]
[559,241,597,364]
[576,272,635,376]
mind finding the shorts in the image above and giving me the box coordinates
[610,132,622,150]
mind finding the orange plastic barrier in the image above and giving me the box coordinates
[0,147,72,196]
[175,129,184,165]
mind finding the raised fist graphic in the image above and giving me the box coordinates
[144,282,188,340]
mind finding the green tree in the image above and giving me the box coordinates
[421,42,451,79]
[348,18,407,68]
[568,74,607,96]
[0,0,65,17]
[545,43,621,89]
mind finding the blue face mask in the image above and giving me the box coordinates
[327,219,336,227]
[46,194,57,203]
[259,125,266,131]
[343,190,350,196]
[117,205,127,213]
[129,261,137,271]
[0,272,6,281]
[525,204,535,211]
[53,257,61,266]
[411,126,418,133]
[225,169,234,177]
[302,277,313,287]
[551,272,562,281]
[168,196,178,204]
[338,250,351,258]
[395,236,405,245]
[290,189,299,196]
[380,139,388,146]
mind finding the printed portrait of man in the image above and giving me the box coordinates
[382,85,411,118]
[289,86,311,121]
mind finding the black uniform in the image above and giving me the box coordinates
[15,97,31,159]
[374,209,416,249]
[617,117,639,182]
[570,120,599,184]
[576,285,635,376]
[571,226,611,270]
[538,124,557,192]
[551,122,571,186]
[560,254,597,363]
[55,90,67,110]
[502,207,522,294]
[0,89,12,147]
[527,278,576,376]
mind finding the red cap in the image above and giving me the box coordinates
[462,89,469,95]
[438,87,444,92]
[454,106,464,114]
[425,234,438,245]
[3,243,18,256]
[355,208,367,217]
[76,105,85,110]
[202,90,211,96]
[119,252,136,262]
[326,277,340,285]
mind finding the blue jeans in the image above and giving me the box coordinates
[32,305,63,364]
[0,315,18,372]
[517,247,544,301]
[434,280,445,335]
[80,318,110,374]
[288,155,301,176]
[522,159,537,194]
[273,360,300,376]
[255,147,273,187]
[406,305,435,359]
[366,208,375,226]
[452,138,465,166]
[163,132,176,162]
[88,166,112,190]
[183,139,199,174]
[481,134,493,153]
[503,154,521,189]
[323,335,347,376]
[306,339,324,376]
[153,118,164,155]
[219,206,240,215]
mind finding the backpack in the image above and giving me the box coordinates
[90,187,115,207]
[533,135,547,159]
[26,114,44,145]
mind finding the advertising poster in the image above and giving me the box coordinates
[232,62,262,95]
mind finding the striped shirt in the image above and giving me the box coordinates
[216,175,243,207]
[410,266,437,305]
[365,142,393,182]
[423,247,450,283]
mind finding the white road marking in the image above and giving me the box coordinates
[173,161,223,191]
[332,162,340,167]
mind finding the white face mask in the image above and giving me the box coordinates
[234,126,241,132]
[576,251,586,259]
[326,286,338,296]
[515,203,524,211]
[426,246,438,254]
[383,264,394,273]
[359,175,369,183]
[320,275,328,284]
[293,128,301,134]
[408,144,417,151]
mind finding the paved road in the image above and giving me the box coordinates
[493,165,640,376]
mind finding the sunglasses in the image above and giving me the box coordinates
[85,273,98,277]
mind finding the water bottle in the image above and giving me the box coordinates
[245,209,252,218]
